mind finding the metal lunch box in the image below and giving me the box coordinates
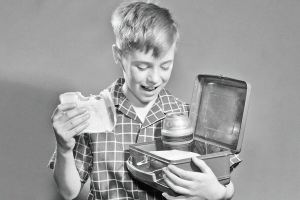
[126,74,251,195]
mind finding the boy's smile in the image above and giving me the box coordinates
[115,44,176,107]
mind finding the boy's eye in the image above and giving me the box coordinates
[136,63,148,70]
[161,62,172,70]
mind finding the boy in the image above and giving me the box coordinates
[49,1,236,199]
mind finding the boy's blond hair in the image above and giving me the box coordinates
[111,1,179,57]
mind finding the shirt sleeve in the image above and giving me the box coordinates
[47,133,93,184]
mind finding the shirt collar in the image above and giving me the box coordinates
[109,78,126,106]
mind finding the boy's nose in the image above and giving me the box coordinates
[147,68,160,85]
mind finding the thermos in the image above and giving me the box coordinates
[161,113,193,151]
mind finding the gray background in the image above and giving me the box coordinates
[0,0,299,199]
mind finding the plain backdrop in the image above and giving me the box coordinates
[0,0,299,199]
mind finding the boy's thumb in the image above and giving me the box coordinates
[192,157,213,174]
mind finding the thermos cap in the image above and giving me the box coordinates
[162,113,193,136]
[163,113,191,130]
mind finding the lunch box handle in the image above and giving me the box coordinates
[126,157,158,182]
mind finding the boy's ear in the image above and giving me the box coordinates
[112,44,121,64]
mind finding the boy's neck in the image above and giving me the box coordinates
[132,98,157,122]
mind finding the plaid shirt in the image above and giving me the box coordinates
[49,78,241,200]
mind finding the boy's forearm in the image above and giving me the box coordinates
[54,147,82,199]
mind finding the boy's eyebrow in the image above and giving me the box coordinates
[161,60,173,65]
[131,60,173,66]
[131,61,153,67]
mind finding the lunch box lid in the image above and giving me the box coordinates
[189,74,251,154]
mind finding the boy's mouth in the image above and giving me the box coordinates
[141,85,158,92]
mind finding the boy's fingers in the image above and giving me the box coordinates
[53,105,87,124]
[162,193,185,200]
[192,157,213,174]
[163,167,191,189]
[68,122,89,138]
[52,103,77,122]
[162,193,171,200]
[51,107,59,121]
[64,113,90,131]
[63,107,88,120]
[163,176,190,195]
[167,164,200,181]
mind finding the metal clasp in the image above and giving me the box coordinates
[136,155,149,166]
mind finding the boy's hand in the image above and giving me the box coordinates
[162,157,227,200]
[51,103,90,153]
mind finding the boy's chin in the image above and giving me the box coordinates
[138,96,158,105]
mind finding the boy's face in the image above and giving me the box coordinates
[116,44,176,107]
